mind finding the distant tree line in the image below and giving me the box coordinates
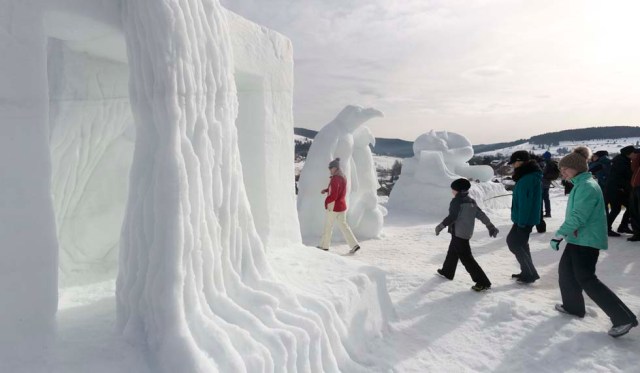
[473,139,528,154]
[530,126,640,146]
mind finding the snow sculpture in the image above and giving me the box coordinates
[2,0,392,370]
[116,1,368,371]
[297,105,385,242]
[45,5,300,288]
[388,130,509,218]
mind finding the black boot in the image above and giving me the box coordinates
[627,235,640,242]
[608,230,621,237]
[617,225,633,234]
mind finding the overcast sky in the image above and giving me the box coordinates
[222,0,640,144]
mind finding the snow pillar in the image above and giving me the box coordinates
[118,1,363,371]
[0,0,58,359]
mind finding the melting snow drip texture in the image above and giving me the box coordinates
[117,1,369,371]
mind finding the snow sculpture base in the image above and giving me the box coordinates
[45,246,394,372]
[388,130,509,220]
[390,179,509,220]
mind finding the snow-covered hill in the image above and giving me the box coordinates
[477,137,640,157]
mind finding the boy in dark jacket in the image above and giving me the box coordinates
[435,178,499,292]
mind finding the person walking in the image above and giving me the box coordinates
[589,150,612,216]
[551,146,638,338]
[317,158,361,254]
[435,178,499,292]
[589,150,611,191]
[627,149,640,241]
[507,150,542,284]
[605,145,634,236]
[541,151,559,218]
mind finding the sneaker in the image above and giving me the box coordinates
[617,225,633,234]
[348,245,361,254]
[511,273,522,279]
[516,277,537,285]
[316,246,329,251]
[627,235,640,242]
[608,230,621,237]
[436,269,453,280]
[471,284,491,292]
[555,303,585,318]
[544,213,552,218]
[608,319,638,338]
[555,303,569,314]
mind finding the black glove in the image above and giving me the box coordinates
[487,224,499,238]
[435,223,445,236]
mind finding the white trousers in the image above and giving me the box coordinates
[318,203,359,250]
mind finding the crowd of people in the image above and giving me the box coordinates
[315,149,638,339]
[433,146,638,339]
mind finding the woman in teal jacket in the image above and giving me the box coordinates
[507,150,542,284]
[551,147,638,338]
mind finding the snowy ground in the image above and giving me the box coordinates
[33,188,640,372]
[337,188,640,372]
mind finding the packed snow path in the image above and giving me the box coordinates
[19,189,640,372]
[346,189,640,372]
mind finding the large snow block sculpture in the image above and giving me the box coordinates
[1,1,393,371]
[297,105,386,243]
[388,130,509,219]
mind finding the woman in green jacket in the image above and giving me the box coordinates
[507,150,542,284]
[551,147,638,338]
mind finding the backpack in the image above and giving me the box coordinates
[545,160,560,181]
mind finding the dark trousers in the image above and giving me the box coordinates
[607,191,630,229]
[630,187,640,235]
[559,244,637,326]
[506,224,540,281]
[542,187,551,215]
[441,235,491,286]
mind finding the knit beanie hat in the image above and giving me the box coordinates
[620,145,636,157]
[451,178,471,192]
[543,151,551,160]
[328,158,340,169]
[558,146,591,173]
[594,150,609,158]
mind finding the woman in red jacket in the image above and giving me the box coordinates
[317,158,361,253]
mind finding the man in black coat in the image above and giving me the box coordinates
[605,145,635,236]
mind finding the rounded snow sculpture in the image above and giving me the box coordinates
[117,2,368,371]
[388,130,508,218]
[297,105,385,242]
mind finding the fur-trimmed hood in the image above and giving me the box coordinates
[513,160,542,182]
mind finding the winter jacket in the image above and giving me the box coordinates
[588,155,611,189]
[557,172,608,250]
[542,160,560,188]
[439,191,493,240]
[325,175,347,212]
[605,154,631,198]
[511,160,543,226]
